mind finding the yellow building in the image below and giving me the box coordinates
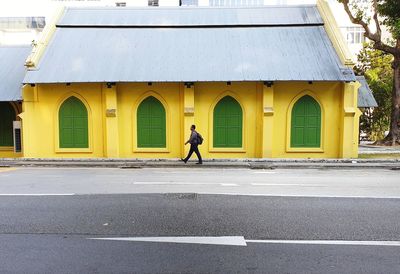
[18,1,372,159]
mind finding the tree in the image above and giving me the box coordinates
[338,0,400,145]
[356,43,392,140]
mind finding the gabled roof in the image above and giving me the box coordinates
[0,46,31,101]
[23,6,356,84]
[357,76,378,108]
[58,5,323,27]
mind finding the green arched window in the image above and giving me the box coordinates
[290,95,321,148]
[59,96,89,148]
[213,96,243,148]
[0,102,15,147]
[137,96,166,148]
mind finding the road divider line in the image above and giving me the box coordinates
[251,183,325,187]
[198,193,400,199]
[245,240,400,246]
[220,183,239,186]
[0,193,76,196]
[133,182,215,185]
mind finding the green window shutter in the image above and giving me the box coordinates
[137,96,166,148]
[213,96,243,148]
[0,102,15,147]
[59,97,89,148]
[291,95,321,148]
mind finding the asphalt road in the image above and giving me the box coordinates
[0,167,399,273]
[1,193,400,273]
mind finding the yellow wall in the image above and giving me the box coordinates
[20,81,359,159]
[22,83,105,158]
[272,82,342,158]
[117,83,183,158]
[195,82,260,158]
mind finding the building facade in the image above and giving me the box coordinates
[18,1,365,159]
[0,1,380,159]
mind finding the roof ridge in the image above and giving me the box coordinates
[64,4,317,11]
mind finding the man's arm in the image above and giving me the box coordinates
[185,132,196,145]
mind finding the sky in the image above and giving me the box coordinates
[0,0,320,19]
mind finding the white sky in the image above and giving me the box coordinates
[0,0,352,27]
[0,0,319,19]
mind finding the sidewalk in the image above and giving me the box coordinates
[1,144,399,170]
[0,157,399,169]
[359,143,400,154]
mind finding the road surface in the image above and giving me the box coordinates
[0,167,399,273]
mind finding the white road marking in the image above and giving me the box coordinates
[220,183,239,186]
[252,171,277,174]
[89,236,247,246]
[246,240,400,247]
[196,193,400,199]
[251,183,324,187]
[89,236,400,247]
[133,182,214,185]
[0,193,76,196]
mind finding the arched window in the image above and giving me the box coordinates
[0,102,15,147]
[59,96,89,148]
[137,96,166,148]
[291,95,321,148]
[213,96,243,148]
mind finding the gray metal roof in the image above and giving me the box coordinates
[357,76,378,108]
[0,46,31,101]
[58,5,323,27]
[24,6,355,84]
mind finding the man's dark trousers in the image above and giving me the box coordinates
[183,144,202,163]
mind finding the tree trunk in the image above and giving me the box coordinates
[382,56,400,145]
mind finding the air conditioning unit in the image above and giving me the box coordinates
[13,121,22,153]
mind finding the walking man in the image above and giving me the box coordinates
[181,124,203,164]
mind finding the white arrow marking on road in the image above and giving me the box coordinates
[89,236,247,246]
[89,237,400,247]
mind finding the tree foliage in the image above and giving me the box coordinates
[377,0,400,39]
[338,0,400,145]
[356,43,393,140]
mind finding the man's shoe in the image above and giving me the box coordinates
[196,162,203,165]
[180,158,187,164]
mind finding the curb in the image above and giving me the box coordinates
[0,159,399,170]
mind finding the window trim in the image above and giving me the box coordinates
[132,91,170,153]
[54,93,93,154]
[208,91,246,153]
[286,91,325,153]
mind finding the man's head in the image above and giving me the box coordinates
[190,125,196,131]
